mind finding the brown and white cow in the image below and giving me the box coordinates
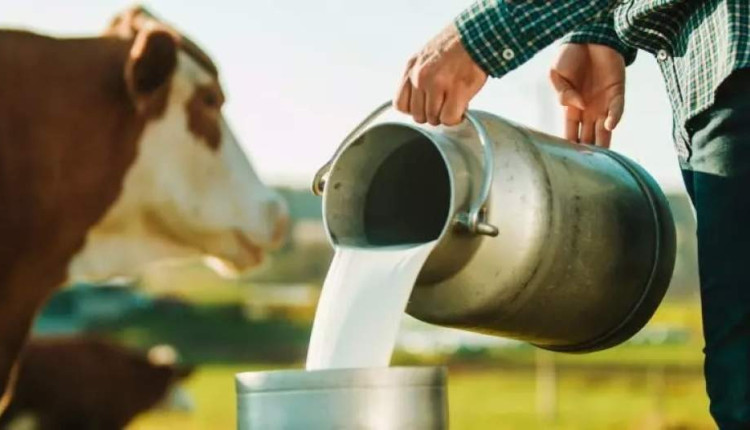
[0,7,287,404]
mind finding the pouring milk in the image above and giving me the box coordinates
[306,135,450,370]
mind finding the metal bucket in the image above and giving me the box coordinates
[313,102,676,353]
[235,366,448,429]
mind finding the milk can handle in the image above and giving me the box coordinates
[312,101,499,237]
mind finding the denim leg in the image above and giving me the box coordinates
[682,69,750,429]
[682,170,750,429]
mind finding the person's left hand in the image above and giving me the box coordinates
[549,43,626,148]
[394,23,488,126]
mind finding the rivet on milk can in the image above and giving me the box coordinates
[313,101,677,353]
[235,366,448,430]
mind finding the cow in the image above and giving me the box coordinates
[0,337,194,430]
[0,6,288,406]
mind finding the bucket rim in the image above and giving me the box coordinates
[235,365,447,393]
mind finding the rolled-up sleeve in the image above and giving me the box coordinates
[456,0,620,77]
[560,10,638,66]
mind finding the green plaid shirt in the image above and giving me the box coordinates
[456,0,750,161]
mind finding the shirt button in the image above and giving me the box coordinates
[502,48,515,61]
[656,49,669,61]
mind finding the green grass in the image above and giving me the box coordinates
[129,363,714,430]
[448,367,712,430]
[130,365,263,430]
[91,304,311,364]
[123,301,712,429]
[117,280,710,430]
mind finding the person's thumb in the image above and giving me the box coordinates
[549,70,585,110]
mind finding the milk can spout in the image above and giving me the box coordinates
[313,101,499,237]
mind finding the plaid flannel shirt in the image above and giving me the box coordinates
[455,0,750,161]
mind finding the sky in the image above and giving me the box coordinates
[0,0,686,192]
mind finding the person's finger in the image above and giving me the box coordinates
[440,89,468,126]
[595,117,612,148]
[565,120,580,143]
[549,70,586,110]
[580,119,595,144]
[394,57,417,113]
[564,106,582,143]
[605,94,625,131]
[394,79,413,114]
[410,87,427,124]
[425,90,445,126]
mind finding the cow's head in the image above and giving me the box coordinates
[68,7,288,280]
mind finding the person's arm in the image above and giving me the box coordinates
[559,10,637,66]
[396,0,621,125]
[456,0,620,78]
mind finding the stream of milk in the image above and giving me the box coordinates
[305,241,438,370]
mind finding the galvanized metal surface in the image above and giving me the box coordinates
[236,367,448,429]
[317,106,676,353]
[314,101,498,237]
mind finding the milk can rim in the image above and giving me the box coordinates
[322,122,461,248]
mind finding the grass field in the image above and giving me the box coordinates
[121,300,714,429]
[129,362,714,430]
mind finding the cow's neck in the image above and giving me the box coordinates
[0,31,143,384]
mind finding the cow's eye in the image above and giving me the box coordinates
[203,92,219,108]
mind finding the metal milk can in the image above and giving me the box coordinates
[313,102,676,353]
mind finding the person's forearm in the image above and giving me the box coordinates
[456,0,620,77]
[560,11,637,66]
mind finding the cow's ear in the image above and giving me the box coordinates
[125,25,178,116]
[175,364,195,380]
[105,6,146,38]
[105,5,168,39]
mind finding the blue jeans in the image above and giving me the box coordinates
[682,69,750,429]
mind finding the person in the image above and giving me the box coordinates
[394,1,750,428]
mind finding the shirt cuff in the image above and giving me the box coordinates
[561,22,638,66]
[455,0,529,78]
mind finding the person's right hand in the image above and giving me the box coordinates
[549,43,626,148]
[394,23,488,126]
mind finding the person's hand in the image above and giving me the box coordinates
[549,43,626,148]
[395,24,488,126]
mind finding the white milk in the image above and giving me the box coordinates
[306,241,438,370]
